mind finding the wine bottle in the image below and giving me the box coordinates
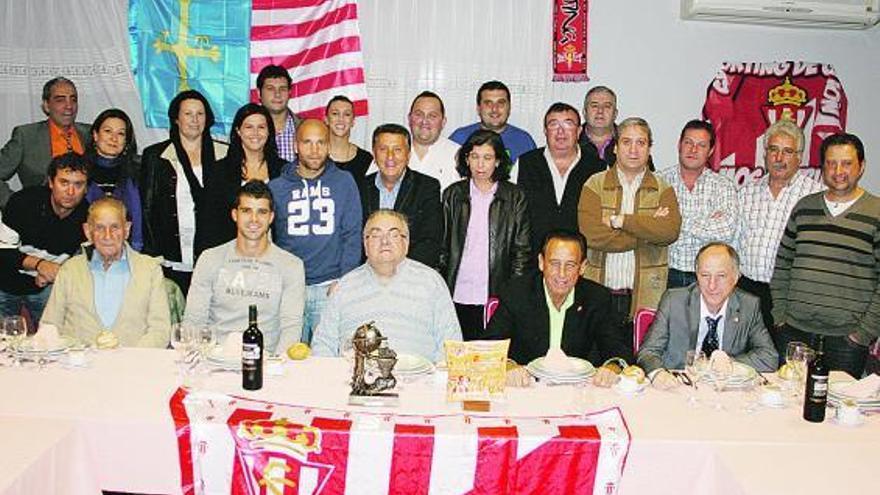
[802,336,828,423]
[242,304,263,391]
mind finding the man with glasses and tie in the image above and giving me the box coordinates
[637,242,778,390]
[736,119,824,334]
[0,77,91,207]
[311,209,461,362]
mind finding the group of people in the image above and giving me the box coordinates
[0,71,877,385]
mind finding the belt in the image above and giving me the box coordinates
[609,289,633,296]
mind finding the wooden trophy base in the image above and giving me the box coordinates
[348,392,400,407]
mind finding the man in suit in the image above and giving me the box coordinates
[484,229,631,385]
[0,77,91,207]
[360,123,442,269]
[637,242,778,390]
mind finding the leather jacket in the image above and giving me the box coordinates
[440,179,532,297]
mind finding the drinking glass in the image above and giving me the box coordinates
[709,359,731,411]
[785,341,813,396]
[685,350,707,406]
[193,326,215,358]
[4,316,27,367]
[170,323,194,363]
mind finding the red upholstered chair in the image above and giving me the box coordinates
[484,296,500,327]
[633,308,657,354]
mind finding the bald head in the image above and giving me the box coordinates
[296,119,330,177]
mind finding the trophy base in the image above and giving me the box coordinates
[348,393,400,407]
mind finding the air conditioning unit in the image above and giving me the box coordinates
[681,0,880,29]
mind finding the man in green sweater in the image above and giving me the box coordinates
[770,133,879,377]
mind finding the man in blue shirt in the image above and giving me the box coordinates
[449,81,536,164]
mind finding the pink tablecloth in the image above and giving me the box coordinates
[0,348,877,494]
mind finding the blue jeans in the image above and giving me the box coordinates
[302,283,331,345]
[0,287,51,328]
[776,325,869,378]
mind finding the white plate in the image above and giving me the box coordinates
[14,335,76,355]
[828,380,880,402]
[395,353,434,375]
[206,346,239,364]
[527,356,596,378]
[614,380,648,395]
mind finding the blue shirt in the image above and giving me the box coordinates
[449,123,537,163]
[375,170,405,209]
[89,248,131,329]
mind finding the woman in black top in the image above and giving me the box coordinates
[325,95,372,184]
[140,90,228,295]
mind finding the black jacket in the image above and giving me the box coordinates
[440,180,531,297]
[484,272,632,365]
[516,145,605,256]
[140,139,227,263]
[360,169,442,269]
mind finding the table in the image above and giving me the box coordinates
[0,348,877,494]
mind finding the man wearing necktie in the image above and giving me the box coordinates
[0,77,91,208]
[637,242,778,389]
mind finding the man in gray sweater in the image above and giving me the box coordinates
[184,181,306,353]
[771,133,879,378]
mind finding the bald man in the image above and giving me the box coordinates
[41,197,170,348]
[268,119,363,344]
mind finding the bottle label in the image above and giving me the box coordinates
[242,343,261,362]
[811,376,828,399]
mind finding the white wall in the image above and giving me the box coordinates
[1,0,879,190]
[355,0,880,189]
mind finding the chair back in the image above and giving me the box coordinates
[633,307,657,354]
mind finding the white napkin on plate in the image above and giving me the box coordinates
[837,374,880,399]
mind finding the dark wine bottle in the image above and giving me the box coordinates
[802,336,828,423]
[242,304,263,391]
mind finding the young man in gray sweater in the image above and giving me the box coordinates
[184,181,306,353]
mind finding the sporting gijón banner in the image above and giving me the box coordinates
[169,388,631,494]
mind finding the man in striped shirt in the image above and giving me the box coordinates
[736,119,823,331]
[770,133,878,377]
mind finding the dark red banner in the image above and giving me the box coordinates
[702,61,847,186]
[553,0,589,82]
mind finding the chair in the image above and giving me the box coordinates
[633,308,656,354]
[484,296,500,328]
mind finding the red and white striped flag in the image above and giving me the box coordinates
[170,388,631,495]
[249,0,369,119]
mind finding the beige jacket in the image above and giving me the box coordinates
[578,167,681,317]
[42,244,170,348]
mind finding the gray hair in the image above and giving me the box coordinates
[694,242,740,275]
[364,208,410,237]
[583,85,617,108]
[617,117,653,146]
[763,119,805,154]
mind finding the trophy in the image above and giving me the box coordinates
[348,322,399,406]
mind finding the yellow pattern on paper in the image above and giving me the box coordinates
[152,0,221,92]
[257,458,296,495]
[445,340,510,402]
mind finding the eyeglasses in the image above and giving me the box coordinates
[546,120,578,131]
[365,230,407,242]
[766,145,799,157]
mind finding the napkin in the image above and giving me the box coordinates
[33,324,62,349]
[836,374,880,399]
[542,348,579,373]
[0,213,19,248]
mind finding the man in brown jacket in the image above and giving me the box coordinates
[578,117,681,344]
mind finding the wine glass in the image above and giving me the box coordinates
[685,350,707,406]
[4,316,27,367]
[170,323,194,364]
[709,358,731,411]
[193,326,215,357]
[785,341,812,396]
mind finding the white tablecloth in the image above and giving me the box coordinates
[0,348,877,494]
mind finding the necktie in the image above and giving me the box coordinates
[63,130,74,152]
[701,315,722,355]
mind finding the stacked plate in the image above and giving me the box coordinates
[205,346,240,371]
[13,335,75,360]
[395,353,434,377]
[729,362,759,387]
[828,379,880,413]
[526,356,596,385]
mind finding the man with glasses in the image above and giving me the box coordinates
[184,181,306,353]
[311,209,461,362]
[736,119,823,332]
[449,80,537,163]
[659,120,737,288]
[359,124,442,268]
[512,102,605,255]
